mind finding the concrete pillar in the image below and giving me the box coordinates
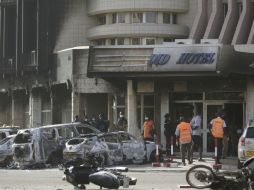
[232,0,254,44]
[127,80,139,137]
[30,90,42,128]
[72,91,81,121]
[203,0,223,39]
[189,0,208,42]
[246,77,254,124]
[219,0,238,44]
[107,94,113,130]
[160,93,169,150]
[12,93,25,127]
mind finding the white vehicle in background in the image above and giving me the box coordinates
[0,135,16,167]
[238,124,254,169]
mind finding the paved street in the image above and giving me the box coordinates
[0,157,238,190]
[0,169,191,190]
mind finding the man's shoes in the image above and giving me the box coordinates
[188,160,193,164]
[198,158,205,162]
[182,162,186,166]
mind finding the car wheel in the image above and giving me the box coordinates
[237,159,243,169]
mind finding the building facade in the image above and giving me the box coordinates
[0,0,254,155]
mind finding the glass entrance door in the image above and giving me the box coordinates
[203,104,224,153]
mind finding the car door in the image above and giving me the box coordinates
[101,134,123,164]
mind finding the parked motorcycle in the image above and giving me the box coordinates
[61,155,137,189]
[186,157,254,190]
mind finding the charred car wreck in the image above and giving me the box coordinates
[0,135,16,167]
[63,131,162,166]
[12,123,100,168]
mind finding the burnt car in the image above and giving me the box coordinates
[0,135,16,167]
[12,123,100,168]
[63,131,161,165]
[0,127,18,141]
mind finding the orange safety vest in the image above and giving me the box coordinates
[211,117,224,138]
[178,122,192,143]
[143,120,154,139]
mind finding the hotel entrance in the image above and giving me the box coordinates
[172,92,244,155]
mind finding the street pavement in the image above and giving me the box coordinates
[127,156,238,173]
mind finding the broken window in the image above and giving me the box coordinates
[14,132,32,144]
[57,127,77,139]
[42,128,57,141]
[118,133,131,142]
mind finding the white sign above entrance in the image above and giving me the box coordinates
[149,45,219,72]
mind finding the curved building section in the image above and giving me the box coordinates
[232,0,254,44]
[203,0,223,39]
[189,0,208,42]
[87,23,189,40]
[219,0,239,44]
[87,0,189,15]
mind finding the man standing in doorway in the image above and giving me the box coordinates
[175,116,193,166]
[210,112,227,164]
[190,110,204,161]
[143,115,155,141]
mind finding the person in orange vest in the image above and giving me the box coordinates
[175,116,193,166]
[143,115,156,141]
[210,112,227,164]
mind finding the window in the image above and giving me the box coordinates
[172,13,177,24]
[118,13,126,23]
[95,39,106,46]
[145,12,156,23]
[110,38,116,45]
[41,96,51,126]
[117,38,124,45]
[223,3,228,19]
[112,13,117,23]
[118,133,131,142]
[146,38,155,45]
[163,38,174,42]
[163,13,171,24]
[76,126,98,135]
[132,12,143,23]
[98,15,106,25]
[103,134,118,143]
[238,2,242,16]
[131,38,142,45]
[58,127,77,139]
[42,128,57,141]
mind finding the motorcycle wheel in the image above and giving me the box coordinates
[186,165,215,189]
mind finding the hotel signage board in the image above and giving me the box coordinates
[148,45,219,72]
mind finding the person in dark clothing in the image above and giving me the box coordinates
[117,112,128,131]
[164,113,175,155]
[82,115,90,125]
[74,115,80,122]
[90,115,98,128]
[97,113,108,132]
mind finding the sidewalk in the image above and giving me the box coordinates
[127,156,238,173]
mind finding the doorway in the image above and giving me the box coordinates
[204,102,243,155]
